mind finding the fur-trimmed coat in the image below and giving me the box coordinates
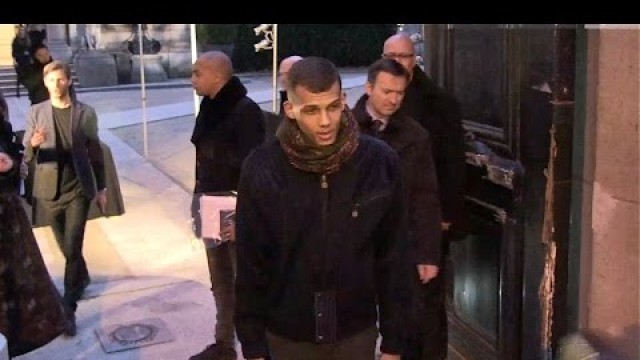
[191,76,265,193]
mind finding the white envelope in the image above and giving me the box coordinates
[199,194,237,242]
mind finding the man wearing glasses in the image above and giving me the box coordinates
[382,33,467,360]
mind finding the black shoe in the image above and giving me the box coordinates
[63,308,77,337]
[189,343,236,360]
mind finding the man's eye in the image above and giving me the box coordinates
[302,108,319,115]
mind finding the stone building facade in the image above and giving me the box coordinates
[0,24,193,85]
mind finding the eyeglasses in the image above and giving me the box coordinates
[382,52,415,59]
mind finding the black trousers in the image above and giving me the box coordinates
[266,326,378,360]
[206,241,236,346]
[192,192,238,346]
[41,194,91,312]
[403,235,450,360]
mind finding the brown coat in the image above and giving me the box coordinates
[353,96,443,265]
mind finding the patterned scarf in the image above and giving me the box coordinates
[276,107,360,174]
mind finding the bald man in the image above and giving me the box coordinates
[190,51,265,360]
[277,55,303,114]
[383,33,466,360]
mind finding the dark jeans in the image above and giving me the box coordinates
[206,241,236,346]
[41,194,91,312]
[403,234,449,360]
[267,326,378,360]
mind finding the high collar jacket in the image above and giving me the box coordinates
[191,76,265,193]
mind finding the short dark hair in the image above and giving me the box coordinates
[29,43,48,57]
[367,58,410,85]
[287,56,342,94]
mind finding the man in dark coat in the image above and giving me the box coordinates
[352,58,443,360]
[382,33,467,360]
[21,43,53,106]
[234,56,411,360]
[189,51,265,360]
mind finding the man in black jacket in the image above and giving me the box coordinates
[382,33,467,360]
[189,51,265,360]
[235,56,411,360]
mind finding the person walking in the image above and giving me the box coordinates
[381,32,467,360]
[189,50,265,360]
[22,60,107,337]
[234,56,411,360]
[352,58,443,360]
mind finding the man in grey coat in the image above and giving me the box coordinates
[22,60,106,337]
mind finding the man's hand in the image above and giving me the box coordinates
[19,161,28,179]
[0,153,14,173]
[30,126,46,147]
[417,264,439,284]
[441,221,451,231]
[95,188,107,214]
[380,353,401,360]
[221,217,236,242]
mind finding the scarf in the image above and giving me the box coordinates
[276,107,360,174]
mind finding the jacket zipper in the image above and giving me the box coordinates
[320,173,329,284]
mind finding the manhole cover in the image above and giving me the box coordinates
[112,323,154,343]
[96,317,175,353]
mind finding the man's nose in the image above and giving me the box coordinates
[319,110,331,126]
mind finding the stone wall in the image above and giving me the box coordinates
[96,24,192,79]
[580,25,639,360]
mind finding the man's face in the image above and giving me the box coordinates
[34,47,51,65]
[366,72,407,117]
[191,60,220,98]
[383,39,416,76]
[44,69,70,99]
[284,82,345,146]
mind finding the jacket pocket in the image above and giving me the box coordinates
[350,190,393,239]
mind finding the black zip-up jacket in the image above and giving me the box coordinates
[235,135,411,359]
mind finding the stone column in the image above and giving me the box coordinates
[580,25,639,360]
[45,24,72,62]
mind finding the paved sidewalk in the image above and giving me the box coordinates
[9,70,367,360]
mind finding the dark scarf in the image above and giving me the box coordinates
[190,76,247,145]
[276,107,360,175]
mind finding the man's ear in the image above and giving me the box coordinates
[283,100,296,120]
[364,81,373,97]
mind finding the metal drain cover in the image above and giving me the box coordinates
[96,317,175,353]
